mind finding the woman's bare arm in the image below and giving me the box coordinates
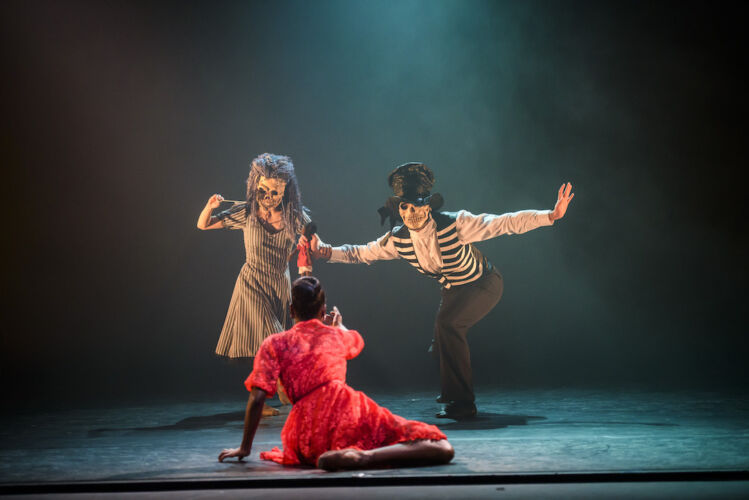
[197,194,226,230]
[218,387,268,462]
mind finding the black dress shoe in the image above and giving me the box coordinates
[435,402,477,420]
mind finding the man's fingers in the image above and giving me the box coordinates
[558,184,564,199]
[564,183,574,202]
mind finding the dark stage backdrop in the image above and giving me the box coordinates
[1,0,746,407]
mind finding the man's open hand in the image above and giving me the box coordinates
[550,182,574,221]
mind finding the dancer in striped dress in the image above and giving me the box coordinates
[197,153,308,413]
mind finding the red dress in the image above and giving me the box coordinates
[246,319,447,465]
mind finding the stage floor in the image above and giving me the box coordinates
[1,389,748,494]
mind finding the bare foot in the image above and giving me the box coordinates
[277,381,292,406]
[262,403,280,417]
[316,448,371,471]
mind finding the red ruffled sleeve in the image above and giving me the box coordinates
[342,329,364,359]
[245,337,280,396]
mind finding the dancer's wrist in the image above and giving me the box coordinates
[315,244,332,260]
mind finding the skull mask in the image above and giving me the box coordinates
[257,176,287,211]
[399,202,432,230]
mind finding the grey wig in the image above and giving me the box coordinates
[245,153,307,240]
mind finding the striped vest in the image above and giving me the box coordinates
[390,212,486,289]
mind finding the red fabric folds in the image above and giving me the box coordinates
[245,319,446,465]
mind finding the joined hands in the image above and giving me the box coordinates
[299,233,332,260]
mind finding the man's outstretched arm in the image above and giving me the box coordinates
[308,232,400,265]
[456,182,574,244]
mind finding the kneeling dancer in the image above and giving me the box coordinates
[311,163,574,420]
[218,276,453,470]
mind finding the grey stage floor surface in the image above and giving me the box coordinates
[1,389,748,498]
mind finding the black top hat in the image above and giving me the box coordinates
[377,162,444,227]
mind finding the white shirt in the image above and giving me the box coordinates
[330,209,554,273]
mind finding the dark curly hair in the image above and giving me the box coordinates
[245,153,307,240]
[291,276,326,321]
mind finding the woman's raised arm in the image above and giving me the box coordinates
[197,194,226,230]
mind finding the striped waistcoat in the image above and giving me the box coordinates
[390,212,486,289]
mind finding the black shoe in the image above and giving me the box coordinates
[436,402,477,420]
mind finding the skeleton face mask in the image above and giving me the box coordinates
[399,202,432,230]
[256,176,287,211]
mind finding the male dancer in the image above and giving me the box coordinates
[310,163,573,419]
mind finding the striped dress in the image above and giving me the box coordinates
[215,203,297,358]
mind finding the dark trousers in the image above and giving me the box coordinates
[434,269,503,404]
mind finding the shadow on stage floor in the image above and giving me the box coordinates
[89,411,248,435]
[89,410,550,435]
